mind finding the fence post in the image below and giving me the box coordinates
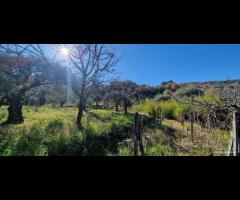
[190,111,194,142]
[179,111,184,138]
[159,109,162,125]
[134,112,145,156]
[236,111,240,156]
[228,131,233,156]
[139,115,144,155]
[231,109,240,156]
[154,109,157,128]
[190,95,194,142]
[134,112,139,156]
[161,109,164,122]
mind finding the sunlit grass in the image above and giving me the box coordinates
[0,105,230,156]
[0,106,135,156]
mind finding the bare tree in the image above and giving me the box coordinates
[68,44,119,129]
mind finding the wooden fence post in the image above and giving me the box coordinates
[134,112,145,156]
[231,109,240,156]
[228,131,233,156]
[190,111,194,142]
[190,95,194,142]
[236,111,240,156]
[159,109,162,125]
[139,116,144,155]
[134,112,139,156]
[179,111,184,138]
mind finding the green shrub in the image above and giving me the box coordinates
[14,125,48,156]
[163,90,172,96]
[47,133,84,156]
[154,94,171,102]
[175,87,203,97]
[157,99,191,120]
[46,118,64,135]
[145,144,174,156]
[142,99,156,115]
[158,100,177,119]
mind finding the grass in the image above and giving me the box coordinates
[162,119,230,156]
[0,105,230,156]
[0,106,134,156]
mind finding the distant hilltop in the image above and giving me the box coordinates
[178,79,240,88]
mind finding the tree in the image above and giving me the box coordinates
[49,84,68,107]
[137,85,160,100]
[105,80,138,114]
[38,90,47,106]
[68,44,119,129]
[91,83,106,108]
[119,81,138,114]
[105,80,122,111]
[0,44,66,124]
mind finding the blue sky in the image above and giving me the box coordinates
[46,44,240,86]
[112,44,240,86]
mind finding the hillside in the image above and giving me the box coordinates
[178,79,240,90]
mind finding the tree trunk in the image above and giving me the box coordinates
[76,76,87,130]
[76,106,84,129]
[124,106,128,114]
[124,101,128,114]
[76,95,85,129]
[4,95,24,124]
[115,103,119,112]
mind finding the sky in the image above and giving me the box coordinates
[46,44,240,86]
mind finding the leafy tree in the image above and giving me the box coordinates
[0,45,66,124]
[137,85,160,99]
[104,80,122,111]
[105,80,138,114]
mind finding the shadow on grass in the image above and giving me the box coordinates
[48,121,133,156]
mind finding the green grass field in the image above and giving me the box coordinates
[0,106,230,156]
[0,106,135,156]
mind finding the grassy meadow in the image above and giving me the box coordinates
[0,105,230,156]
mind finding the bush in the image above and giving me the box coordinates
[175,87,203,97]
[46,118,64,135]
[158,99,178,119]
[163,90,172,96]
[48,133,84,156]
[145,144,174,156]
[142,99,156,116]
[154,94,171,102]
[158,99,191,120]
[14,132,47,156]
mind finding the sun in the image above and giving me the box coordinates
[60,47,69,56]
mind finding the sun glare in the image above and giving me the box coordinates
[61,47,69,56]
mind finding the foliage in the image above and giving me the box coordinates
[154,94,171,102]
[145,144,175,156]
[175,86,203,97]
